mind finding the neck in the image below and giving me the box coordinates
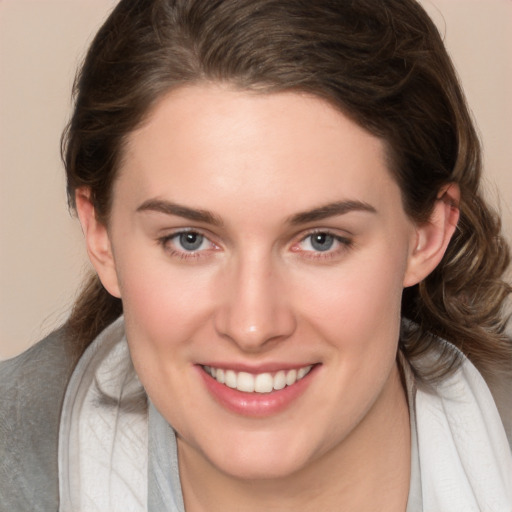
[178,364,411,512]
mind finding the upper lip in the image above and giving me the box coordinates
[198,362,318,374]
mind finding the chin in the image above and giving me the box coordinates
[216,454,309,482]
[195,430,319,482]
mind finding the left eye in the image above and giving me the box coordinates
[176,232,208,251]
[298,232,347,253]
[306,233,335,252]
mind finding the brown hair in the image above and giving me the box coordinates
[62,0,511,381]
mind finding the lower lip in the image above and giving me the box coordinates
[198,366,317,417]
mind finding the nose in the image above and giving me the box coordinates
[213,255,297,352]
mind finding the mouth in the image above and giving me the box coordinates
[202,365,313,394]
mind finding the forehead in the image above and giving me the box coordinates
[116,85,400,218]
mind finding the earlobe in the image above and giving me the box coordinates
[75,188,121,298]
[403,184,460,288]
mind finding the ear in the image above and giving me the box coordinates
[75,187,121,298]
[403,184,460,288]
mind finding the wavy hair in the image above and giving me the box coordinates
[62,0,511,381]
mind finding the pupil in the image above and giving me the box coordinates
[311,233,334,251]
[179,232,203,251]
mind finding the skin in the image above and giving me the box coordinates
[77,84,459,511]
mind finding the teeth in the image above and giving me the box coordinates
[225,370,237,389]
[286,369,297,386]
[203,365,313,394]
[255,373,273,393]
[237,372,255,392]
[297,367,309,379]
[273,370,286,390]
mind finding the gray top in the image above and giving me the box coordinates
[0,329,80,510]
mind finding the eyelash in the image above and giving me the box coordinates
[157,229,353,261]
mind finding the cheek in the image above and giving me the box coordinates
[278,254,406,450]
[293,247,407,347]
[115,249,216,350]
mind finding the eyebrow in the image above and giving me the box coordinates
[136,198,376,227]
[136,199,224,226]
[288,200,377,225]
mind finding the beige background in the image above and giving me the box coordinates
[1,0,511,359]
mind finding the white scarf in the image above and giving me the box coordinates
[58,318,148,511]
[58,317,512,511]
[403,346,512,511]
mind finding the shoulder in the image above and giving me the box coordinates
[0,328,80,510]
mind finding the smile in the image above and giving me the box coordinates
[202,365,313,394]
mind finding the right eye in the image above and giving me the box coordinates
[158,230,218,260]
[175,232,208,251]
[302,232,337,252]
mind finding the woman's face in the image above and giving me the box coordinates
[99,85,422,480]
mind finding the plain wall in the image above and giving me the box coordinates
[1,0,511,359]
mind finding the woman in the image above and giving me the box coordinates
[1,0,511,510]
